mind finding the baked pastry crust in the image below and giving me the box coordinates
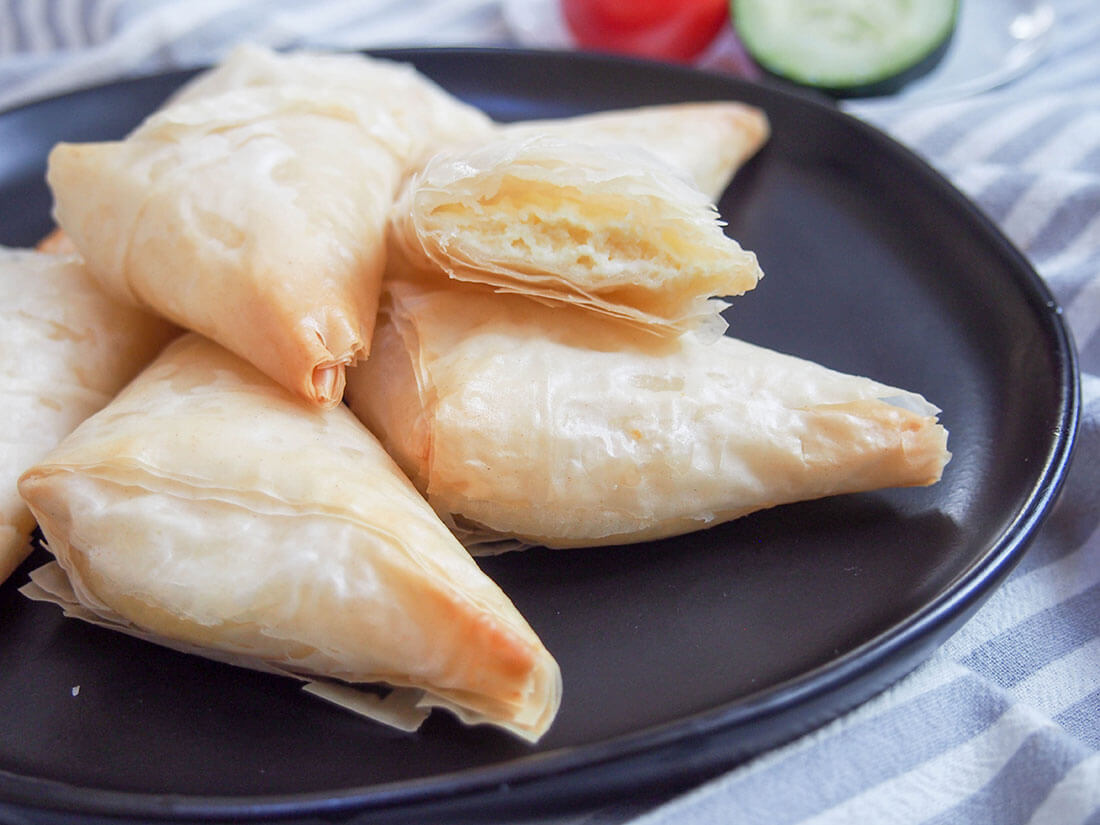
[346,279,950,549]
[19,333,561,741]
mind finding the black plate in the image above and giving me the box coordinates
[0,49,1079,824]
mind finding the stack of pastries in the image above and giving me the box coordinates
[3,44,949,743]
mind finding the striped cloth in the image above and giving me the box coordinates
[0,2,1097,824]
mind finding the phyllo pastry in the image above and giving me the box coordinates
[17,333,561,742]
[501,101,771,201]
[47,82,405,408]
[387,136,764,336]
[345,280,951,549]
[0,247,176,585]
[169,43,494,167]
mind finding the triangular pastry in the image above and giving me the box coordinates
[47,84,404,407]
[345,279,951,549]
[18,333,561,741]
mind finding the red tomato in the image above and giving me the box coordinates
[562,0,729,62]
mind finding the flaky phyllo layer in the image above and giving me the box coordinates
[346,280,951,550]
[388,136,764,336]
[18,335,561,741]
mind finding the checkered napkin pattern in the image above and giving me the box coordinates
[0,1,1096,823]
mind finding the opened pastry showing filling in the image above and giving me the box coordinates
[433,179,735,305]
[389,136,764,335]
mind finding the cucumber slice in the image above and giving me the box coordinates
[732,0,959,97]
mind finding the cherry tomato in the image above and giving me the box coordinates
[562,0,729,63]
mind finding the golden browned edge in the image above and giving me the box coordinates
[35,227,79,256]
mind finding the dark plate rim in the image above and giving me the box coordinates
[0,46,1081,822]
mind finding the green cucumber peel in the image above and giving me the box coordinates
[732,0,959,95]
